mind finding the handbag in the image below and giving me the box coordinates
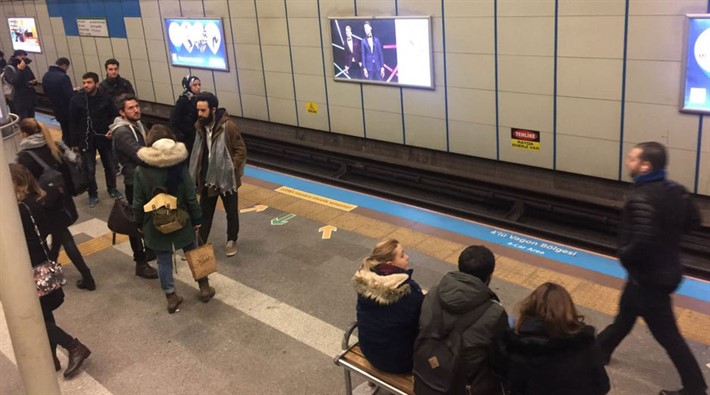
[185,233,218,280]
[65,156,88,196]
[21,203,67,297]
[108,197,141,238]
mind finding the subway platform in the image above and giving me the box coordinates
[0,117,709,394]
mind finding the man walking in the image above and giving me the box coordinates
[68,72,121,207]
[597,142,706,395]
[3,49,38,118]
[42,57,74,144]
[189,92,246,257]
[110,94,159,279]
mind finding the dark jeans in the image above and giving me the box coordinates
[598,281,707,393]
[82,140,116,197]
[49,227,92,280]
[199,187,238,243]
[42,307,73,356]
[124,183,152,264]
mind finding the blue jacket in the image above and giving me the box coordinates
[41,65,74,124]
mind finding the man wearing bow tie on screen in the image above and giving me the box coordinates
[343,25,362,79]
[361,21,385,81]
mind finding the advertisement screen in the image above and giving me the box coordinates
[329,17,433,89]
[680,14,710,114]
[164,18,228,71]
[7,17,41,53]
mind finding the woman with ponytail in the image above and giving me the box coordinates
[16,118,96,291]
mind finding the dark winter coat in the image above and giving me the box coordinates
[41,65,74,126]
[618,170,700,291]
[68,90,117,150]
[192,109,247,190]
[17,143,79,232]
[498,319,610,395]
[99,75,134,100]
[353,263,425,373]
[133,139,202,252]
[18,195,65,313]
[110,116,147,186]
[419,272,508,395]
[5,57,37,113]
[170,93,198,153]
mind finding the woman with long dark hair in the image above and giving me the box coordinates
[498,282,610,395]
[16,118,95,290]
[10,163,91,378]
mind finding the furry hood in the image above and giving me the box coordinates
[137,138,188,168]
[353,265,411,305]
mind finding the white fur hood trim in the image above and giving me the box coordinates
[137,138,188,168]
[353,268,411,305]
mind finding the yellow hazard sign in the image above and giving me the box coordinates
[306,102,318,114]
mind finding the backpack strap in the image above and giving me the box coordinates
[23,150,52,171]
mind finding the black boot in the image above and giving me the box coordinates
[197,278,215,303]
[166,292,183,314]
[135,262,158,279]
[53,353,61,371]
[63,338,91,378]
[76,276,96,291]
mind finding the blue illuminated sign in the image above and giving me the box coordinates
[681,14,710,114]
[164,18,229,72]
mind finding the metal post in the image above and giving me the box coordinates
[0,114,61,394]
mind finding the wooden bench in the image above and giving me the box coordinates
[334,322,414,395]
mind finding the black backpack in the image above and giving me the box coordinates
[23,150,66,209]
[413,294,492,395]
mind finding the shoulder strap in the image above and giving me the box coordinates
[19,202,52,262]
[23,150,51,171]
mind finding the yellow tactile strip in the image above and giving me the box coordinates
[57,232,128,266]
[238,182,710,345]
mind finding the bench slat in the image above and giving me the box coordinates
[340,345,414,394]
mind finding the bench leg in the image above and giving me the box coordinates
[343,369,353,395]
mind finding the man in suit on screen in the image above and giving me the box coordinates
[361,21,385,81]
[343,25,362,79]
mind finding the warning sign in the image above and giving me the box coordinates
[511,128,540,151]
[306,102,318,114]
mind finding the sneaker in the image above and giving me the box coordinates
[108,188,123,199]
[225,240,238,257]
[88,196,98,208]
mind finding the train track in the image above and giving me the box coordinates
[35,98,710,279]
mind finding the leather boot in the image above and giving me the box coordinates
[76,276,96,291]
[63,338,91,378]
[135,262,158,279]
[197,278,215,303]
[166,292,183,314]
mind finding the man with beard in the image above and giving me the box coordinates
[110,94,159,279]
[189,92,246,257]
[597,142,706,395]
[68,72,121,207]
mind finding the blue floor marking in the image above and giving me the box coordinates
[246,166,709,302]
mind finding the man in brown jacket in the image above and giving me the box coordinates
[189,92,246,256]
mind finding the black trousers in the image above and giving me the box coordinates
[124,183,150,264]
[49,227,92,280]
[82,140,116,197]
[199,187,239,243]
[42,306,73,356]
[598,281,707,393]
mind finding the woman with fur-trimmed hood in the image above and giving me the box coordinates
[353,239,425,373]
[133,125,213,314]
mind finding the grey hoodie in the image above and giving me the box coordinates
[419,271,508,395]
[110,116,147,186]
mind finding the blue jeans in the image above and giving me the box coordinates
[155,242,196,294]
[82,139,116,197]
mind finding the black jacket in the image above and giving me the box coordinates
[498,320,610,395]
[99,75,134,99]
[41,65,74,124]
[5,57,37,110]
[17,144,79,231]
[619,171,700,291]
[419,272,508,395]
[68,90,117,150]
[170,93,198,153]
[110,117,147,186]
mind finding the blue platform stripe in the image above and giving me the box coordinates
[46,0,139,39]
[246,166,710,302]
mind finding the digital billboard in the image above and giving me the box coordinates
[164,18,228,71]
[7,17,41,53]
[680,14,710,114]
[329,16,434,89]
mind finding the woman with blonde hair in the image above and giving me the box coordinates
[10,163,91,378]
[16,118,95,290]
[498,282,609,395]
[353,239,425,373]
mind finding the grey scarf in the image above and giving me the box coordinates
[19,134,79,164]
[189,121,237,194]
